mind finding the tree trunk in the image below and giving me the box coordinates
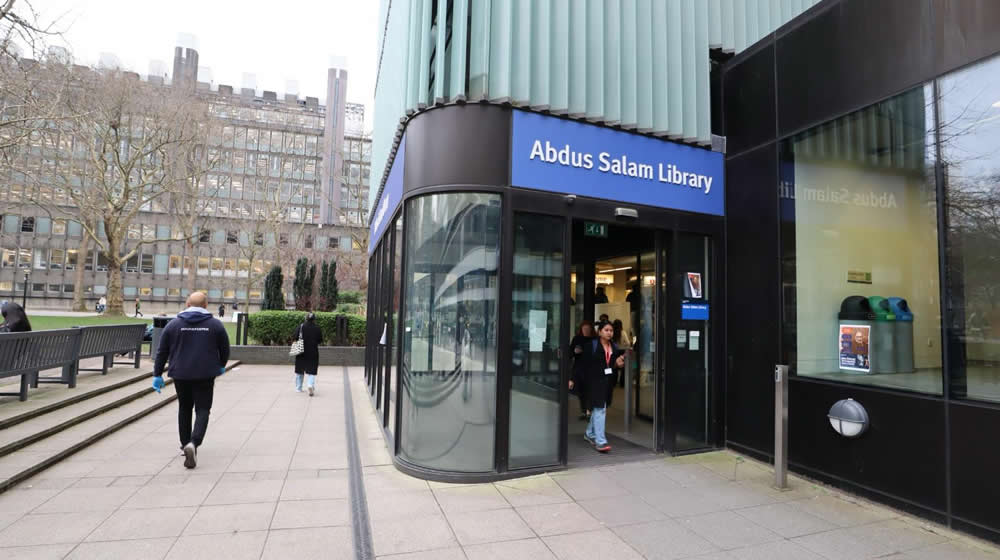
[185,240,196,293]
[104,235,125,316]
[71,235,91,312]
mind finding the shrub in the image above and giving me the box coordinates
[339,290,364,305]
[262,266,285,310]
[248,310,366,346]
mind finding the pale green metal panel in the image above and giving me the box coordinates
[695,0,711,143]
[568,0,587,115]
[511,0,532,104]
[746,0,759,50]
[449,0,468,100]
[637,0,655,130]
[585,0,604,120]
[650,0,668,133]
[468,0,490,99]
[418,0,433,107]
[620,0,638,128]
[709,0,722,48]
[666,0,683,136]
[733,0,747,52]
[604,0,622,124]
[488,0,512,101]
[530,0,551,108]
[405,0,422,110]
[434,0,448,102]
[549,0,570,112]
[722,0,735,52]
[681,0,697,140]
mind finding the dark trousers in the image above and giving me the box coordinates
[174,378,215,447]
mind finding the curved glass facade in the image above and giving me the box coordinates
[398,192,501,472]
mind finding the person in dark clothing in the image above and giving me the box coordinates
[569,320,595,420]
[0,301,31,332]
[134,297,143,318]
[218,303,225,318]
[153,292,230,469]
[294,312,323,396]
[594,286,609,304]
[569,320,625,453]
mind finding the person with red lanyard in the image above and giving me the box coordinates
[569,319,625,453]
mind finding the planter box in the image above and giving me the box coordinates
[229,345,364,366]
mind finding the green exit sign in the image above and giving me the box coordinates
[584,222,608,238]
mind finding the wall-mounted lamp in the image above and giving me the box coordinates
[828,398,869,438]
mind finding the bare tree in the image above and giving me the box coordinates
[335,132,370,291]
[24,68,214,315]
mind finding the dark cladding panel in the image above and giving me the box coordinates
[790,381,947,514]
[722,43,776,156]
[404,104,511,191]
[776,0,934,137]
[934,0,1000,75]
[724,144,779,454]
[950,402,1000,540]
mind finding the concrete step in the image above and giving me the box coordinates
[0,375,174,458]
[0,361,240,493]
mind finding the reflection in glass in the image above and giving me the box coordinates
[637,251,656,420]
[509,213,563,469]
[400,192,501,472]
[780,84,943,395]
[387,216,403,438]
[940,55,1000,403]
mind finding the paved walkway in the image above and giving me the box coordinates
[0,365,997,559]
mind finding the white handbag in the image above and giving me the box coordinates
[289,325,305,357]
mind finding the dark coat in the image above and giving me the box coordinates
[569,334,593,402]
[294,321,322,375]
[153,309,230,380]
[583,339,623,409]
[0,302,31,332]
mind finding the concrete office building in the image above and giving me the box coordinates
[365,0,1000,544]
[0,46,371,311]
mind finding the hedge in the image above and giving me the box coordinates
[248,311,366,346]
[339,290,364,304]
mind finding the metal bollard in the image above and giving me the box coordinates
[774,364,789,489]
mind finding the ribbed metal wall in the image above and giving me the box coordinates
[371,0,824,212]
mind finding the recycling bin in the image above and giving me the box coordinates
[888,297,914,373]
[868,296,897,374]
[838,296,874,374]
[151,316,174,358]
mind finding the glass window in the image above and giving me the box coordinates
[154,254,168,275]
[940,55,1000,404]
[780,84,942,395]
[198,256,210,275]
[123,286,137,297]
[140,287,152,297]
[141,254,154,274]
[31,282,44,292]
[48,284,60,293]
[33,249,47,270]
[509,213,564,469]
[63,284,74,293]
[399,192,501,472]
[4,215,19,233]
[36,217,51,234]
[0,281,12,292]
[67,220,82,237]
[153,287,166,297]
[128,224,140,240]
[94,285,107,295]
[21,216,34,232]
[168,287,181,297]
[209,288,222,299]
[156,225,171,239]
[2,248,16,268]
[50,249,65,269]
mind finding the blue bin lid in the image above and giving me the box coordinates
[888,297,913,321]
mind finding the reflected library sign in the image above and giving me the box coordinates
[512,110,724,216]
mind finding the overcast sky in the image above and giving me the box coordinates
[35,0,379,127]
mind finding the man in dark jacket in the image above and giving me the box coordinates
[153,292,230,469]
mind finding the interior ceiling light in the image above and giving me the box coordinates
[598,266,633,273]
[992,100,1000,108]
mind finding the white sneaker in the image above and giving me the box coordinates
[182,442,197,469]
[308,386,314,397]
[295,388,303,393]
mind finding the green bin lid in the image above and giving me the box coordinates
[867,296,896,321]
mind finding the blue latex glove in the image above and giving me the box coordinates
[219,366,226,376]
[152,376,165,393]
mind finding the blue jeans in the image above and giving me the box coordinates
[586,406,608,446]
[294,374,316,391]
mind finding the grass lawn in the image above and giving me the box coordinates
[29,315,242,344]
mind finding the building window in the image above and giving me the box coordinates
[1,248,15,268]
[199,229,211,243]
[94,285,107,295]
[399,192,501,472]
[3,215,19,233]
[209,288,222,299]
[211,257,224,276]
[21,216,34,233]
[0,281,12,292]
[227,230,238,244]
[128,224,140,240]
[53,219,66,235]
[63,284,74,293]
[31,282,44,293]
[153,287,166,297]
[305,235,314,249]
[154,254,168,275]
[198,257,210,275]
[140,254,154,274]
[940,54,1000,404]
[36,217,51,234]
[780,84,942,395]
[224,258,236,276]
[48,284,60,293]
[123,286,137,297]
[168,287,181,297]
[169,255,182,274]
[250,290,262,300]
[49,249,65,270]
[140,287,152,296]
[33,249,47,270]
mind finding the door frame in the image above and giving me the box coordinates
[502,187,725,463]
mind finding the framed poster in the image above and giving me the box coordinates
[839,325,871,373]
[686,272,703,299]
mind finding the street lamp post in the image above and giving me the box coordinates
[22,270,29,309]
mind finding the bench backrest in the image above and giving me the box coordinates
[77,324,146,358]
[0,329,83,378]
